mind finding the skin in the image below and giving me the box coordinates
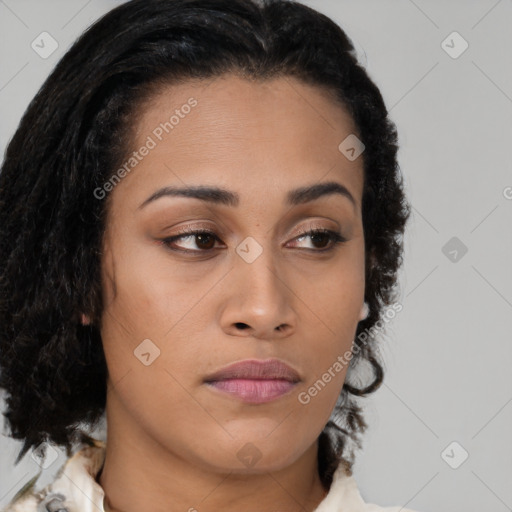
[92,73,366,512]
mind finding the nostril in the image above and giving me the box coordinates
[235,322,249,330]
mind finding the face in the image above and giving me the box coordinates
[98,73,365,474]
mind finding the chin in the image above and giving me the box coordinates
[198,435,307,475]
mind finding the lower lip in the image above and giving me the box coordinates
[206,379,297,404]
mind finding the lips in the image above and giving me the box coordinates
[203,359,301,404]
[203,358,301,383]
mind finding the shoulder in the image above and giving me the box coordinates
[1,437,106,512]
[314,464,422,512]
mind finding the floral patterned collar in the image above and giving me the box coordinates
[4,437,417,512]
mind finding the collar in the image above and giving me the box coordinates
[7,438,389,512]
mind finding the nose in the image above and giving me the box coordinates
[219,241,297,340]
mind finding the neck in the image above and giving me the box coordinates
[97,400,328,512]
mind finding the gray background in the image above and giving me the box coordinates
[1,1,511,511]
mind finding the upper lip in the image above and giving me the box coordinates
[204,358,301,383]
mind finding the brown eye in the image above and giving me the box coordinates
[193,233,216,250]
[289,229,347,252]
[161,229,222,253]
[308,231,332,249]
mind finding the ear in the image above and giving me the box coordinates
[358,302,369,321]
[81,313,91,326]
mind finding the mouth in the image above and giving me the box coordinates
[203,358,301,404]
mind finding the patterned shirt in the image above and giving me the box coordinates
[2,437,420,512]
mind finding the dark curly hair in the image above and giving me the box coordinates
[0,0,410,489]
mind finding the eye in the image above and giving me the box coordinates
[288,228,348,251]
[161,228,223,253]
[160,227,348,254]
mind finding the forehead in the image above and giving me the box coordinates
[113,73,364,211]
[136,73,359,148]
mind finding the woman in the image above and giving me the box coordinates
[0,0,416,510]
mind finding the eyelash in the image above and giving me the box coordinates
[160,227,348,255]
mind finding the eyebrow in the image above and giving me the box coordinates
[137,180,356,210]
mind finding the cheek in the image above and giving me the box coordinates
[297,361,347,422]
[100,238,199,337]
[99,241,214,396]
[294,259,364,422]
[299,261,365,339]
